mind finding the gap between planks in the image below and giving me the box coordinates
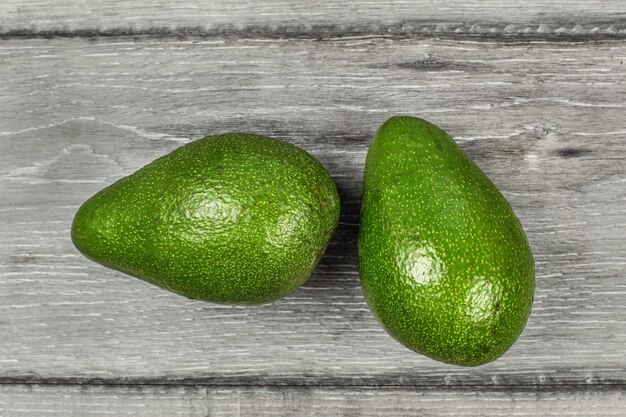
[1,22,625,41]
[1,376,625,389]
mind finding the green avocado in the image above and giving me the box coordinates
[359,116,534,366]
[72,133,340,305]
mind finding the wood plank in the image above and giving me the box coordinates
[0,384,625,416]
[0,0,625,37]
[0,37,625,386]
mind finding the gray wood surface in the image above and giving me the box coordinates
[1,0,626,412]
[1,37,625,387]
[1,0,625,37]
[1,385,624,416]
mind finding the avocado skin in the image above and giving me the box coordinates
[72,133,340,305]
[359,116,534,366]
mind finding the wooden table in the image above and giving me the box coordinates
[1,1,625,415]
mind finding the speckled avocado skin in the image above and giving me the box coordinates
[359,116,535,366]
[72,133,340,305]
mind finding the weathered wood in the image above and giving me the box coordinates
[0,0,625,37]
[1,384,625,417]
[0,37,625,388]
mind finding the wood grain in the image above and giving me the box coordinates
[0,37,625,389]
[1,0,625,38]
[1,385,624,416]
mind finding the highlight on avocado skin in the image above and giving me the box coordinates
[71,133,340,305]
[358,116,535,366]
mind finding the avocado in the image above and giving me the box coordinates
[359,116,534,366]
[72,133,340,305]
